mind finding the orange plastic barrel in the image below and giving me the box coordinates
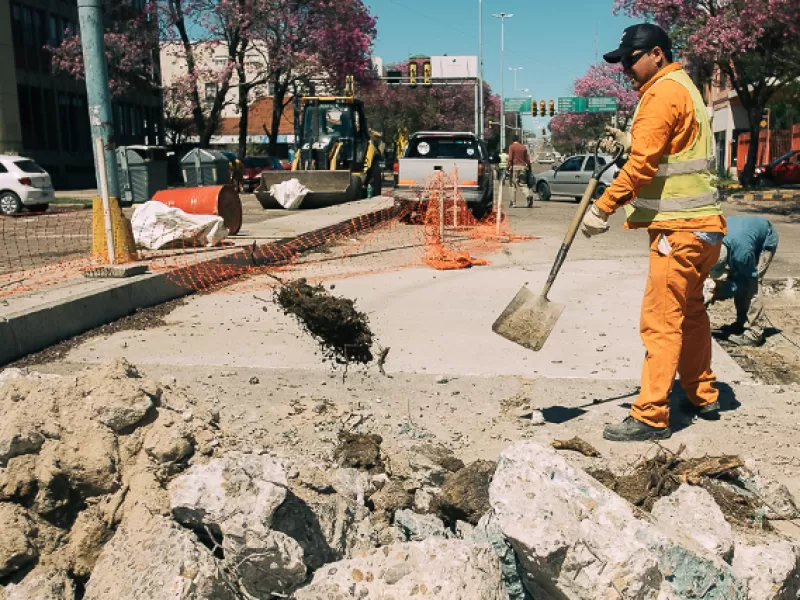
[152,185,242,235]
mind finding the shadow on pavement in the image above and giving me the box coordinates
[539,388,640,425]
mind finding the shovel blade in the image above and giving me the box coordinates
[492,286,565,351]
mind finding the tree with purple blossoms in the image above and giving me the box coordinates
[549,62,637,155]
[614,0,800,184]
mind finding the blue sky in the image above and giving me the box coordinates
[363,0,637,127]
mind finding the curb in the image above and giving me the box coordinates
[728,190,800,202]
[0,202,406,366]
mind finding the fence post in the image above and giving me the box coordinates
[95,138,116,265]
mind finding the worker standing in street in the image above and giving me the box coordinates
[581,23,726,442]
[506,136,534,208]
[498,150,508,184]
[705,215,778,347]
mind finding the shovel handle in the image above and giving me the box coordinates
[541,142,624,298]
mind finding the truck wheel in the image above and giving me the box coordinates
[348,175,364,202]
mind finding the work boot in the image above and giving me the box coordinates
[603,416,672,442]
[727,331,763,347]
[680,399,721,420]
[526,195,534,208]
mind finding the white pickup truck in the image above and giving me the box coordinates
[394,131,494,219]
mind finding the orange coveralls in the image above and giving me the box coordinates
[595,63,726,428]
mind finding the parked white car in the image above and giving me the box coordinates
[0,156,55,215]
[535,154,620,202]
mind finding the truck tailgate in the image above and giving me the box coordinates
[397,159,480,188]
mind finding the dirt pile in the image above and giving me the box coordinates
[275,278,374,364]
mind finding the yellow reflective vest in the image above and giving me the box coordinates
[625,69,723,224]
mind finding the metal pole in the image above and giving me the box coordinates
[95,138,116,265]
[474,81,479,135]
[78,0,119,199]
[478,0,484,139]
[500,17,505,152]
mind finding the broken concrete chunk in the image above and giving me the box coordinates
[83,507,238,600]
[732,540,800,600]
[414,486,440,514]
[88,384,153,432]
[169,453,287,531]
[0,428,45,468]
[332,467,377,505]
[1,566,75,600]
[436,459,496,525]
[293,538,507,600]
[370,478,414,522]
[490,442,745,599]
[221,519,307,599]
[394,508,452,541]
[741,460,799,520]
[652,484,734,561]
[144,423,194,464]
[470,511,527,600]
[0,503,38,577]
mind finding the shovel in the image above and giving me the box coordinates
[492,141,624,351]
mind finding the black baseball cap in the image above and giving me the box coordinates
[603,23,672,63]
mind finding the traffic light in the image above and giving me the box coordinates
[548,100,555,117]
[387,69,402,85]
[539,100,546,117]
[423,61,432,86]
[409,62,418,86]
[531,101,538,117]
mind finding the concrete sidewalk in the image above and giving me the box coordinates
[0,197,395,365]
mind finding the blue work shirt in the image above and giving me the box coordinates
[717,216,779,299]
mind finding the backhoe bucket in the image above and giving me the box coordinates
[255,170,361,209]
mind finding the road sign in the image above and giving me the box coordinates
[558,97,587,113]
[588,97,618,113]
[503,97,532,113]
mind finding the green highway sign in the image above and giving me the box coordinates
[558,97,587,113]
[588,97,618,113]
[503,97,532,113]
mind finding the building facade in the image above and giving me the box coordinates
[0,0,163,188]
[705,67,749,177]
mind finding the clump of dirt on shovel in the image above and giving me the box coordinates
[589,446,770,529]
[275,278,374,364]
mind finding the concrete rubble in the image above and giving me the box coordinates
[1,361,799,600]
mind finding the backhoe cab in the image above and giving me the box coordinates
[256,78,383,209]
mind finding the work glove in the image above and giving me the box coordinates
[580,204,610,238]
[703,279,717,307]
[599,126,631,155]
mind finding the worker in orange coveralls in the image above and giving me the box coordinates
[580,24,726,442]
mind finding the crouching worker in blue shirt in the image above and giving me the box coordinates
[704,216,779,347]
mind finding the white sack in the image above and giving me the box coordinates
[131,200,229,250]
[269,179,310,209]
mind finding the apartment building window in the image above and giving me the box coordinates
[205,83,218,103]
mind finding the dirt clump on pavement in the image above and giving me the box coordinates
[434,460,496,526]
[589,448,770,528]
[333,431,384,473]
[275,278,374,364]
[551,437,601,457]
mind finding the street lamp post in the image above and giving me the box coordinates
[478,0,484,139]
[492,12,513,151]
[509,66,523,92]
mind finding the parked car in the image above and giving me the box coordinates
[535,154,620,202]
[242,156,284,192]
[394,131,494,218]
[0,156,55,215]
[748,149,800,188]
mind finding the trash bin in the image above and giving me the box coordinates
[116,146,169,206]
[181,149,231,187]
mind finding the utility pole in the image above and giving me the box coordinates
[78,0,119,199]
[493,12,513,151]
[478,0,484,139]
